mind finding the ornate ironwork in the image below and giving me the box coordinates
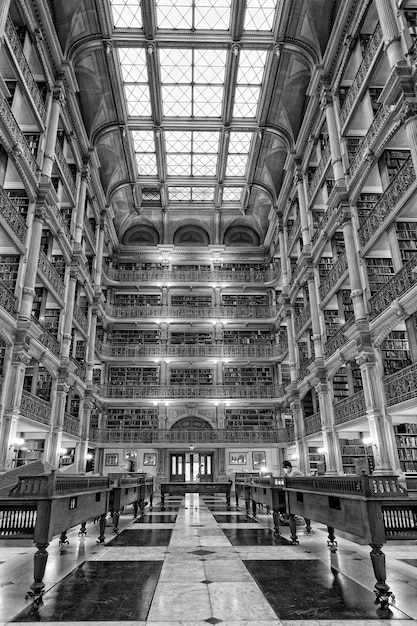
[90,427,291,444]
[287,213,301,250]
[303,411,321,435]
[307,142,331,203]
[54,139,77,200]
[0,279,17,315]
[73,302,89,334]
[318,252,348,300]
[38,250,65,300]
[294,303,311,335]
[384,361,417,406]
[298,355,314,381]
[96,341,285,359]
[63,412,80,436]
[0,186,27,248]
[20,390,51,426]
[83,217,96,246]
[105,304,278,320]
[104,264,281,284]
[311,204,342,246]
[99,384,283,400]
[333,390,366,425]
[31,317,60,357]
[369,258,417,318]
[0,96,38,181]
[324,316,354,358]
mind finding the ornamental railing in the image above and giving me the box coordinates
[358,157,416,248]
[286,473,406,498]
[304,411,321,436]
[384,361,417,406]
[63,412,80,437]
[307,142,331,203]
[54,139,77,200]
[298,355,314,381]
[83,217,96,247]
[96,341,285,359]
[103,264,281,284]
[369,257,417,318]
[324,316,355,359]
[287,214,301,250]
[347,104,392,185]
[4,17,47,121]
[0,281,16,315]
[105,304,278,320]
[0,96,38,183]
[73,303,89,334]
[20,390,51,426]
[339,23,383,127]
[10,473,110,497]
[49,202,71,241]
[318,252,348,301]
[333,390,366,425]
[98,384,283,400]
[31,317,60,357]
[89,427,292,445]
[311,204,342,247]
[38,250,65,300]
[294,303,311,335]
[0,186,27,248]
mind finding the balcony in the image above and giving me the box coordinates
[20,390,51,426]
[0,96,39,186]
[304,411,321,436]
[103,264,281,285]
[324,316,354,359]
[83,217,96,248]
[311,204,343,247]
[73,303,89,335]
[4,17,47,123]
[63,412,80,437]
[358,157,417,249]
[37,250,65,301]
[90,427,292,445]
[0,187,28,250]
[54,140,77,201]
[0,280,17,316]
[104,304,278,321]
[307,142,331,204]
[333,390,366,426]
[318,252,348,301]
[369,258,417,319]
[384,361,417,407]
[96,341,285,359]
[298,355,314,382]
[294,303,311,335]
[287,214,301,251]
[99,384,283,400]
[339,23,383,128]
[31,317,61,357]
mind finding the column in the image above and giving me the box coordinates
[402,105,417,175]
[217,447,227,480]
[19,207,46,320]
[214,286,221,306]
[283,309,298,384]
[315,382,342,475]
[341,210,367,320]
[294,163,311,249]
[60,267,78,360]
[214,208,221,245]
[162,209,168,244]
[46,379,68,466]
[290,396,309,473]
[375,0,405,68]
[94,213,106,293]
[321,86,344,185]
[74,164,90,247]
[305,269,323,359]
[277,217,288,287]
[41,81,65,181]
[76,395,93,473]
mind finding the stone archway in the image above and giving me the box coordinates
[171,417,213,430]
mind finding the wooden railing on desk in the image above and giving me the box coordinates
[283,474,417,614]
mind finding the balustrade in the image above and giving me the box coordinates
[105,304,278,320]
[384,361,417,406]
[324,316,354,358]
[63,412,80,437]
[0,96,38,183]
[38,250,65,300]
[0,187,27,248]
[0,281,17,315]
[287,473,405,497]
[359,157,416,248]
[294,303,311,335]
[54,140,77,200]
[303,411,322,436]
[96,341,285,359]
[311,204,343,247]
[333,390,366,425]
[31,317,60,357]
[347,104,391,185]
[99,384,283,400]
[73,302,89,334]
[49,203,71,242]
[318,252,348,301]
[307,142,331,203]
[339,23,383,127]
[83,217,96,247]
[298,355,314,381]
[20,390,51,426]
[4,17,47,121]
[287,214,301,250]
[369,258,417,318]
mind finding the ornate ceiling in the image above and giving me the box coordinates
[50,0,340,250]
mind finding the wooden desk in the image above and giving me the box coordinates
[160,481,231,507]
[284,474,417,613]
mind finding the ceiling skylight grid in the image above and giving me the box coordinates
[244,0,277,31]
[165,130,219,177]
[132,130,158,176]
[234,49,267,118]
[226,132,252,177]
[111,0,143,28]
[223,187,243,201]
[119,48,152,116]
[156,0,231,30]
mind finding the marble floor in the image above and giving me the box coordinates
[0,492,416,626]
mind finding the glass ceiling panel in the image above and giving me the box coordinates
[237,50,267,85]
[244,0,277,31]
[132,130,158,176]
[223,187,242,201]
[119,48,148,82]
[169,187,192,201]
[233,86,260,117]
[111,0,143,28]
[124,84,152,116]
[156,0,231,30]
[165,130,219,176]
[192,187,214,201]
[226,132,252,177]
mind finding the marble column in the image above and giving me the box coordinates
[41,81,65,181]
[290,397,309,473]
[74,165,90,246]
[278,218,288,287]
[60,267,78,360]
[0,351,30,469]
[294,163,311,248]
[402,106,417,175]
[46,380,68,466]
[321,86,344,184]
[341,209,367,320]
[305,270,323,359]
[19,207,46,320]
[375,0,405,68]
[214,208,220,245]
[315,382,341,475]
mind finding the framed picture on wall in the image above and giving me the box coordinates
[252,451,266,470]
[229,452,247,465]
[143,453,156,466]
[105,453,118,466]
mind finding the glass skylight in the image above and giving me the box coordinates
[233,49,267,117]
[156,0,231,30]
[244,0,277,31]
[169,187,192,201]
[168,186,214,201]
[223,187,243,201]
[111,0,143,28]
[160,48,226,117]
[119,48,151,116]
[132,130,158,176]
[226,132,252,177]
[165,130,219,176]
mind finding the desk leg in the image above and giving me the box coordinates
[78,521,87,537]
[288,514,299,544]
[26,542,49,605]
[226,492,231,509]
[59,530,69,546]
[133,500,139,518]
[245,497,250,515]
[235,492,239,508]
[161,493,165,509]
[305,518,312,534]
[370,543,395,612]
[251,499,257,518]
[327,526,337,551]
[97,513,107,545]
[112,510,120,534]
[272,509,280,535]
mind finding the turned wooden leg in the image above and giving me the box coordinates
[78,521,87,536]
[112,510,120,534]
[289,514,299,544]
[235,492,239,508]
[305,518,312,534]
[97,513,106,544]
[26,542,49,604]
[59,530,69,545]
[251,499,257,518]
[272,509,280,535]
[226,492,231,509]
[369,543,394,611]
[327,526,337,551]
[245,497,250,515]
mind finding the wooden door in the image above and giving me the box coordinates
[198,453,213,481]
[170,453,185,481]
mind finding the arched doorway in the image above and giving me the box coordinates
[170,417,213,482]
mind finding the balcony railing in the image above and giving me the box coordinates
[103,264,281,285]
[83,217,96,247]
[384,361,417,407]
[20,390,51,426]
[49,202,71,242]
[0,96,38,183]
[73,303,89,334]
[324,316,354,359]
[333,390,366,425]
[307,142,331,203]
[105,304,278,320]
[347,104,392,186]
[339,22,383,127]
[4,17,47,121]
[318,252,348,301]
[358,157,416,248]
[287,214,301,250]
[54,140,77,200]
[294,303,311,335]
[304,411,321,436]
[0,186,27,249]
[90,427,292,445]
[298,355,314,381]
[311,204,342,247]
[369,257,417,318]
[99,384,283,400]
[38,250,65,301]
[31,317,60,357]
[63,412,80,437]
[0,281,17,315]
[96,341,285,359]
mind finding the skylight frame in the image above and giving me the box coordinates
[156,0,231,31]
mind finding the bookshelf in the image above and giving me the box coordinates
[308,447,326,473]
[225,408,275,430]
[223,366,273,386]
[221,294,268,307]
[319,257,333,280]
[51,255,66,279]
[368,87,382,114]
[384,149,410,183]
[6,190,30,220]
[108,366,159,386]
[105,407,159,430]
[0,255,20,290]
[15,439,44,467]
[113,293,161,306]
[32,287,44,319]
[323,310,340,338]
[346,137,361,163]
[170,332,212,345]
[172,264,211,272]
[171,294,212,307]
[220,262,265,272]
[366,258,394,295]
[170,368,213,385]
[332,366,349,402]
[111,329,160,344]
[339,438,374,474]
[356,192,381,226]
[394,423,417,472]
[395,222,417,263]
[340,289,354,319]
[380,330,411,375]
[44,308,61,336]
[223,329,272,345]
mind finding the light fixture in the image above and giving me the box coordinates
[362,437,373,446]
[85,453,93,460]
[59,447,68,455]
[11,437,25,447]
[318,447,326,454]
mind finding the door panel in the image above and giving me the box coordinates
[170,453,185,481]
[198,453,213,481]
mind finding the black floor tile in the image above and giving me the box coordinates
[151,504,181,512]
[206,504,233,511]
[13,561,162,622]
[243,559,411,620]
[221,527,289,545]
[134,514,177,523]
[213,514,257,523]
[400,559,417,567]
[108,528,172,546]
